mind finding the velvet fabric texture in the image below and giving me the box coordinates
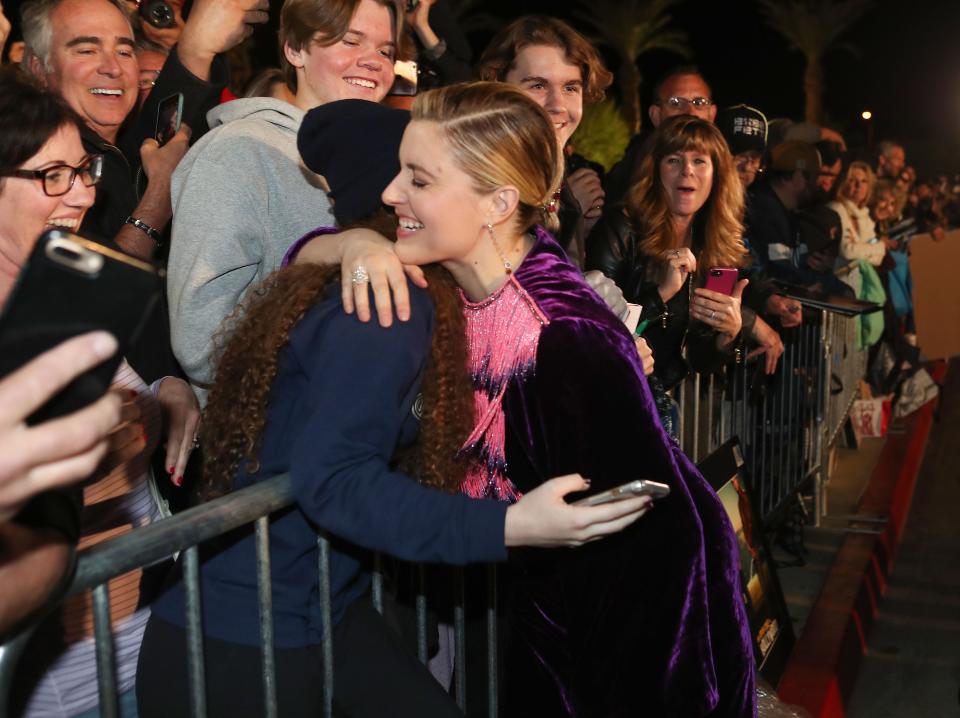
[497,228,756,717]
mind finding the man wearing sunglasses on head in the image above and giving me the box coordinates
[604,65,717,205]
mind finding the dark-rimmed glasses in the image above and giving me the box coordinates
[0,154,103,197]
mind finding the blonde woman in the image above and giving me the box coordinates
[375,84,755,717]
[829,160,886,293]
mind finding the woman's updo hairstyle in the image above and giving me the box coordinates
[412,82,563,233]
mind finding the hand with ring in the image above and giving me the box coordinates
[337,228,427,327]
[290,228,428,327]
[351,265,370,285]
[657,247,697,303]
[691,278,749,347]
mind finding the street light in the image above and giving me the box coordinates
[861,110,874,148]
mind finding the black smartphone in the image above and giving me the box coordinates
[155,92,184,146]
[0,229,162,424]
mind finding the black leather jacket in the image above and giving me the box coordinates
[585,209,747,389]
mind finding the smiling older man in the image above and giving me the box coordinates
[21,0,266,260]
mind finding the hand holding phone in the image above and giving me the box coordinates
[0,332,122,523]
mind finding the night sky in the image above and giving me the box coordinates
[486,0,960,175]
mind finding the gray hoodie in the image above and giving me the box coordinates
[167,98,334,396]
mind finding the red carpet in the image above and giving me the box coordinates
[777,360,948,718]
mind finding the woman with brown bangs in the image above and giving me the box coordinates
[586,115,750,437]
[137,98,649,718]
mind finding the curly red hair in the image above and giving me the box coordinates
[200,223,472,497]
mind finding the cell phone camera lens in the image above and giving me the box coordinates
[52,246,82,261]
[140,1,175,28]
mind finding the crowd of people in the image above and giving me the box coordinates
[0,1,950,716]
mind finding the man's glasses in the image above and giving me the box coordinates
[0,154,103,197]
[662,96,713,110]
[138,70,161,90]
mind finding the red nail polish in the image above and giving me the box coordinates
[167,466,175,474]
[128,389,138,398]
[175,476,183,487]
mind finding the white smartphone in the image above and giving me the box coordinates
[573,479,670,506]
[623,303,642,334]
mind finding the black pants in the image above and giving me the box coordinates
[137,599,461,718]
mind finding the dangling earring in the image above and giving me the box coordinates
[486,222,512,275]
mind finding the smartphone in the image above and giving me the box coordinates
[0,229,162,424]
[389,60,419,98]
[704,267,738,295]
[623,303,642,334]
[573,479,670,506]
[155,92,184,146]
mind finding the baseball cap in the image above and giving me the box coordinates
[717,104,767,156]
[769,141,822,174]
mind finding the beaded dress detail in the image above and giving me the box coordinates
[458,274,548,501]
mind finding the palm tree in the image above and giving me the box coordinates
[755,0,872,124]
[572,0,690,135]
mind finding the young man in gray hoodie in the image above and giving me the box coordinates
[167,0,402,398]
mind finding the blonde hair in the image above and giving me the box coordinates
[412,82,564,234]
[838,160,876,209]
[626,115,747,270]
[278,0,408,92]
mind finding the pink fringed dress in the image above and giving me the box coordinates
[453,227,756,718]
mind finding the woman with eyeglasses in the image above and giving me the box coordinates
[0,70,199,718]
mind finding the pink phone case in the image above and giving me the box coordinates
[704,267,738,295]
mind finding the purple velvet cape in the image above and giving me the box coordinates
[497,228,756,717]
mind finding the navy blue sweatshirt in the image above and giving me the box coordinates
[150,283,507,648]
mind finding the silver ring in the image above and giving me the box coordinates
[710,310,717,320]
[674,250,681,258]
[351,265,370,285]
[191,436,200,450]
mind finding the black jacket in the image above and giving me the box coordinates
[585,210,742,388]
[413,0,473,90]
[81,49,227,244]
[79,49,226,384]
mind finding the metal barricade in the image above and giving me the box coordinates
[675,308,867,526]
[0,475,498,718]
[1,312,871,718]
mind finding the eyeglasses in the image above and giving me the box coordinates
[662,96,713,110]
[0,154,103,197]
[138,70,161,90]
